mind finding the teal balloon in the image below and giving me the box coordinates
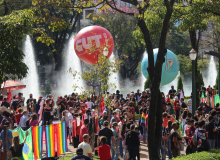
[141,48,180,86]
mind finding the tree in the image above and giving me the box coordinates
[144,75,151,90]
[106,0,177,158]
[197,68,204,87]
[177,76,184,95]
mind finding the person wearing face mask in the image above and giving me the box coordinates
[111,122,120,160]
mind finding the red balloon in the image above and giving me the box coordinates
[74,26,114,65]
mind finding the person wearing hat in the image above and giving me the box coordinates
[71,148,92,160]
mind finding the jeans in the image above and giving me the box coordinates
[111,146,119,160]
[209,139,215,149]
[158,145,166,160]
[123,145,128,160]
[142,125,147,142]
[128,147,139,160]
[119,138,123,156]
[167,138,172,159]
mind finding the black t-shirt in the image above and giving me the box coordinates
[98,128,113,146]
[59,101,66,113]
[26,98,33,107]
[9,143,24,157]
[169,89,176,99]
[125,131,140,148]
[139,108,143,115]
[71,155,92,160]
[11,100,19,111]
[35,103,40,114]
[1,101,10,108]
[181,102,187,109]
[206,122,215,139]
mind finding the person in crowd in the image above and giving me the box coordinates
[26,94,33,112]
[0,121,13,159]
[162,112,175,128]
[73,114,82,148]
[58,96,66,119]
[174,98,181,120]
[206,116,217,149]
[29,113,38,127]
[61,110,70,142]
[8,130,29,158]
[111,122,120,160]
[11,96,19,112]
[98,136,111,160]
[167,120,173,160]
[43,99,52,125]
[1,97,10,108]
[197,120,210,152]
[181,98,187,110]
[97,121,116,147]
[170,122,182,158]
[67,97,74,109]
[1,111,12,127]
[125,124,140,160]
[19,111,28,129]
[187,96,192,113]
[169,86,176,99]
[79,119,89,142]
[111,111,117,127]
[85,98,94,109]
[78,134,92,159]
[15,108,23,126]
[35,97,42,115]
[71,148,92,160]
[159,123,169,160]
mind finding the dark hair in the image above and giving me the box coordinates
[84,119,89,125]
[126,123,131,130]
[182,110,188,119]
[31,114,38,121]
[211,111,217,117]
[130,124,135,130]
[167,120,173,132]
[162,112,168,118]
[103,121,109,126]
[76,148,83,155]
[112,112,116,116]
[3,111,10,118]
[198,120,205,128]
[209,116,214,121]
[101,136,107,144]
[119,116,123,121]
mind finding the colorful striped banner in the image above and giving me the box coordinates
[141,113,146,124]
[56,122,68,156]
[45,124,55,157]
[32,126,43,160]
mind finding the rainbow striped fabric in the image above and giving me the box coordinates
[141,113,146,124]
[55,122,68,156]
[32,126,43,160]
[45,124,55,157]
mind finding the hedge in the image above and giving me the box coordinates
[173,149,220,160]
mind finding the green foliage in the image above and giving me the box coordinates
[177,76,184,95]
[45,79,51,95]
[197,68,204,87]
[173,149,220,160]
[144,75,151,90]
[215,72,219,90]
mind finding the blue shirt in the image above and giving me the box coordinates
[0,129,13,151]
[111,117,117,123]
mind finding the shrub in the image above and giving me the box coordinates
[173,149,220,160]
[144,74,151,90]
[177,76,184,95]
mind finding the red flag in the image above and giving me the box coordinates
[7,89,12,104]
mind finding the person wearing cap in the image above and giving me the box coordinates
[79,119,89,142]
[71,148,92,160]
[97,121,116,148]
[78,134,92,158]
[0,121,13,159]
[111,122,120,160]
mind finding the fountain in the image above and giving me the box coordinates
[202,56,217,88]
[57,34,84,96]
[108,53,120,93]
[19,35,40,99]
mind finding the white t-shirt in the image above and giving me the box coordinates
[85,102,94,109]
[67,112,73,128]
[187,99,192,112]
[78,142,92,156]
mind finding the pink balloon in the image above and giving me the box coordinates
[74,26,114,65]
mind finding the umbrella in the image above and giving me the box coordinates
[1,80,26,90]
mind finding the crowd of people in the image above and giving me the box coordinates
[0,84,219,160]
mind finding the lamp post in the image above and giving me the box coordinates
[103,47,109,94]
[189,49,197,116]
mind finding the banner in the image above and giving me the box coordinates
[55,122,68,156]
[45,124,56,157]
[32,126,43,160]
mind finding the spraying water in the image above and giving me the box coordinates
[57,34,84,95]
[202,56,217,88]
[108,53,120,93]
[19,35,40,99]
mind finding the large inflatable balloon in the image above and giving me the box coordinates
[74,26,114,65]
[141,48,180,86]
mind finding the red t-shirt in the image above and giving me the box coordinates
[98,144,111,160]
[15,114,23,125]
[130,107,135,120]
[174,101,179,110]
[163,117,175,128]
[79,125,88,142]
